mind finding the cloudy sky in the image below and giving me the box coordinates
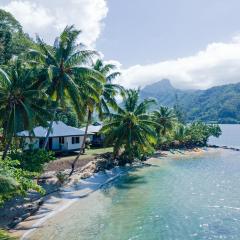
[1,0,240,89]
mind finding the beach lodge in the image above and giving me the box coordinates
[17,121,91,152]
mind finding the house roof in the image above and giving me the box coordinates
[80,123,102,134]
[17,121,86,138]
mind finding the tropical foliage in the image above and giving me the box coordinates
[153,106,176,146]
[158,122,222,150]
[0,157,43,206]
[102,89,158,163]
[9,149,55,173]
[0,229,16,240]
[0,60,50,159]
[29,25,105,148]
[0,10,222,210]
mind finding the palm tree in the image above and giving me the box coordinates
[93,59,122,117]
[153,106,176,137]
[29,25,104,149]
[0,60,50,159]
[102,89,158,162]
[173,123,187,145]
[69,59,121,175]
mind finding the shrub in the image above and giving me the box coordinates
[56,171,67,184]
[9,149,55,173]
[0,229,17,240]
[0,158,44,206]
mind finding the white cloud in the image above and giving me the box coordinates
[118,36,240,90]
[1,0,108,47]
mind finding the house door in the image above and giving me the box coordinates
[39,138,44,148]
[48,138,53,150]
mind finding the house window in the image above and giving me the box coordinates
[72,136,80,144]
[59,137,64,144]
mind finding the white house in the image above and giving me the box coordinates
[17,121,90,151]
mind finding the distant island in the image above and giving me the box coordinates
[140,79,240,124]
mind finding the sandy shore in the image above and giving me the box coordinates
[9,147,222,239]
[10,167,129,240]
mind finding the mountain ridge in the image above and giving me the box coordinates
[140,79,240,123]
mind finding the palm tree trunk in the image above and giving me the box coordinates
[42,109,57,150]
[69,110,92,176]
[2,138,12,160]
[113,147,120,159]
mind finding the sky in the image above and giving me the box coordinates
[1,0,240,89]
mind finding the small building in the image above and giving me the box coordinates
[17,121,89,151]
[80,122,104,147]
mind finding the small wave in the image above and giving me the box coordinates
[207,205,240,211]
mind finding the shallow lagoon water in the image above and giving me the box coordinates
[28,149,240,240]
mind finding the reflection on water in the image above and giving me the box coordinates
[28,149,240,240]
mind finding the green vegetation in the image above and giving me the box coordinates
[0,229,16,240]
[9,149,55,173]
[0,157,43,206]
[0,60,50,159]
[160,122,221,149]
[31,25,104,149]
[153,106,177,142]
[0,10,221,210]
[70,59,122,175]
[103,90,221,160]
[102,89,158,163]
[140,79,240,123]
[85,147,113,156]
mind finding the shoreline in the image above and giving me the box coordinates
[8,147,232,239]
[10,166,131,239]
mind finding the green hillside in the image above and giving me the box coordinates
[140,80,240,123]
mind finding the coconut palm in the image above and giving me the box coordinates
[93,59,122,118]
[153,106,176,137]
[29,25,104,149]
[102,89,158,162]
[0,61,50,159]
[93,59,121,83]
[69,59,121,175]
[173,123,188,145]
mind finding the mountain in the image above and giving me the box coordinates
[140,79,240,123]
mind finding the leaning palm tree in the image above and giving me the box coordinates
[102,89,158,162]
[94,59,122,117]
[0,60,50,159]
[69,59,121,175]
[29,25,104,149]
[153,106,176,137]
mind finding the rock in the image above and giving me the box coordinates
[36,198,44,206]
[22,213,31,219]
[80,171,93,179]
[9,218,22,228]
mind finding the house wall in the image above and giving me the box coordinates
[22,136,85,151]
[64,136,84,150]
[52,137,60,150]
[23,138,39,150]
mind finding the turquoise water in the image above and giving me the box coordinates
[28,149,240,240]
[209,124,240,148]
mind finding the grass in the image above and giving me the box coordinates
[85,147,113,156]
[0,229,17,239]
